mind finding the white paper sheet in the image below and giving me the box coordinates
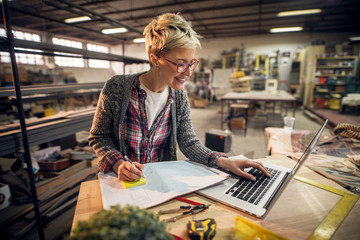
[99,160,228,209]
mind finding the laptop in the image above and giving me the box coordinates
[198,119,328,218]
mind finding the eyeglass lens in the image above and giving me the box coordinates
[177,61,199,73]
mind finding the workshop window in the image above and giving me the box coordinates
[0,28,44,65]
[52,37,85,67]
[87,43,110,69]
[54,52,85,68]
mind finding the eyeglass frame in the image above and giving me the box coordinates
[156,55,199,73]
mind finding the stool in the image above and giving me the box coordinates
[228,101,249,136]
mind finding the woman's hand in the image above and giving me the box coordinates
[113,160,144,181]
[216,157,270,181]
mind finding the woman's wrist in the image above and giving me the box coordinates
[112,159,124,173]
[216,157,227,169]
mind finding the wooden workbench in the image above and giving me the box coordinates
[220,90,297,129]
[71,155,360,240]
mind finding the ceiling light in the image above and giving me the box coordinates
[101,28,128,34]
[133,38,145,43]
[278,9,322,17]
[270,27,303,33]
[349,36,360,41]
[64,16,91,23]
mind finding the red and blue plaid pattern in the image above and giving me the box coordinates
[124,78,172,163]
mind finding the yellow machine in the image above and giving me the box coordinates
[256,54,269,76]
[328,93,341,110]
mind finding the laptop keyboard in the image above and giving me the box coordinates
[225,167,281,205]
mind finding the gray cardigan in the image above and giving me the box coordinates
[88,72,214,171]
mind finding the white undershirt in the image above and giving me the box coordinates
[140,82,169,130]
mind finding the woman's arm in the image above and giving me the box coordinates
[88,80,122,172]
[175,90,214,165]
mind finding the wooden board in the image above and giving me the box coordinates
[36,172,65,196]
[59,160,87,178]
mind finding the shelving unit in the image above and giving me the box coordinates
[0,108,95,156]
[0,1,148,238]
[222,53,240,70]
[313,56,358,109]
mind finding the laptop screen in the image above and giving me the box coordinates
[290,119,328,175]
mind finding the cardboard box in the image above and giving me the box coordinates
[38,158,72,171]
[230,117,246,129]
[193,99,209,108]
[0,157,17,172]
[0,183,11,210]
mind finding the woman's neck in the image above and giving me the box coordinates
[140,70,167,93]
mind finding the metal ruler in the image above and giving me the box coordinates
[294,176,359,240]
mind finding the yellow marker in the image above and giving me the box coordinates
[122,177,146,189]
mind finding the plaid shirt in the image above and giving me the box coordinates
[124,78,172,163]
[97,77,226,172]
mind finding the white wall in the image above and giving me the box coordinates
[69,68,114,83]
[111,44,150,75]
[114,31,351,74]
[198,32,349,62]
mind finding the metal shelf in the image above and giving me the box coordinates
[0,108,95,156]
[316,66,354,69]
[0,37,148,64]
[0,82,104,97]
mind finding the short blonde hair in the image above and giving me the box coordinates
[143,13,201,57]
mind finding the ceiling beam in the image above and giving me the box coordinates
[53,0,142,35]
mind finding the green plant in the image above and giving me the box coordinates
[69,204,173,240]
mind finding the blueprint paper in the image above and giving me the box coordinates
[99,160,228,209]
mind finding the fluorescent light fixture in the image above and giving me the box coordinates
[64,16,91,23]
[270,27,303,33]
[101,27,128,34]
[133,38,145,43]
[278,9,322,17]
[349,36,360,41]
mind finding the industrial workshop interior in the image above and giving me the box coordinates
[1,0,360,239]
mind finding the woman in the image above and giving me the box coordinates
[88,13,269,182]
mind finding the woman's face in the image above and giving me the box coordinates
[158,48,197,90]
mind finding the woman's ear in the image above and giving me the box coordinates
[149,53,159,67]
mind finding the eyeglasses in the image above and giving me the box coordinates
[159,56,199,73]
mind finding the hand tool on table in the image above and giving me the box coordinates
[158,203,211,223]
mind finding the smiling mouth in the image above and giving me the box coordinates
[175,77,186,83]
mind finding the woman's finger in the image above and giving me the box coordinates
[134,162,144,170]
[235,170,256,181]
[118,162,140,181]
[245,161,271,177]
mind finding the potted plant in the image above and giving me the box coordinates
[70,204,173,240]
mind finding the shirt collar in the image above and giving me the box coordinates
[135,76,174,104]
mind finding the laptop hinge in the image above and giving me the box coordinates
[264,172,290,209]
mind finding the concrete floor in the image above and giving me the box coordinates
[177,101,325,160]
